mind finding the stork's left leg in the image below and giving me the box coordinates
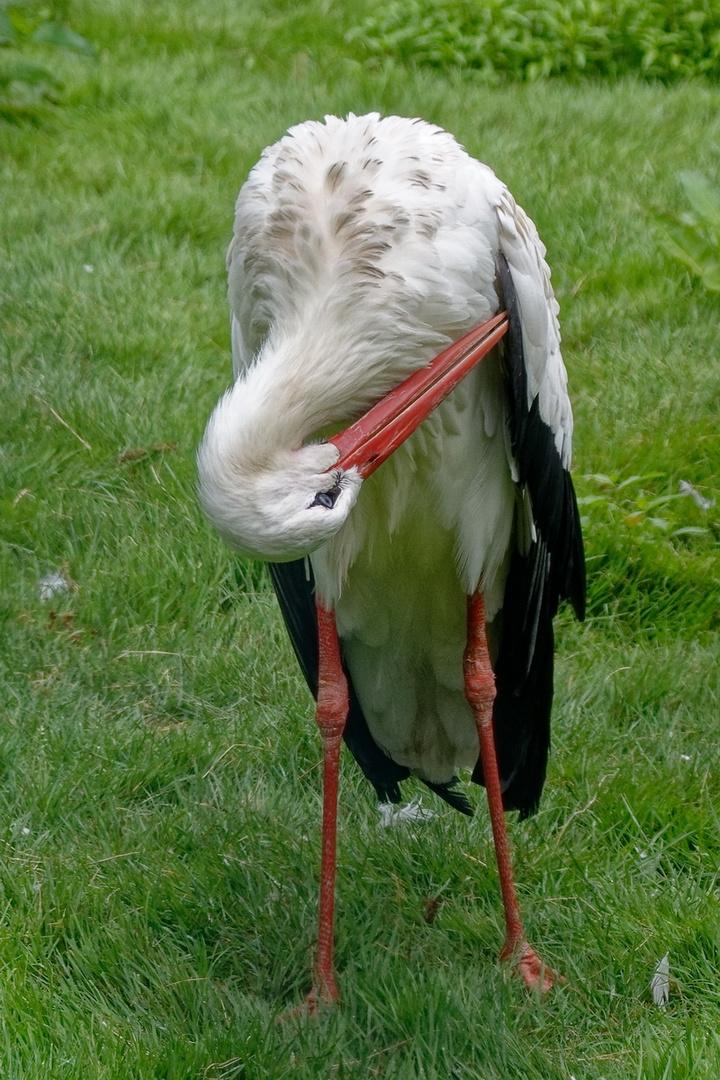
[463,591,557,994]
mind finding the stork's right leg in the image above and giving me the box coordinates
[305,599,349,1010]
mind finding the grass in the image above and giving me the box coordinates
[1,1,719,1075]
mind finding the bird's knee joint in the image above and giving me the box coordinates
[464,666,496,718]
[315,681,349,739]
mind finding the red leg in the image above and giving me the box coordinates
[305,599,349,1011]
[463,592,557,994]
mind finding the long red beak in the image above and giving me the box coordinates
[329,311,509,479]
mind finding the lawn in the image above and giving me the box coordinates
[1,1,719,1077]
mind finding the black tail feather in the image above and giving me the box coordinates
[422,777,474,816]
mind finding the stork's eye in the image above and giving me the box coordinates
[311,484,341,509]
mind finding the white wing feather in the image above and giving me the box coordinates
[494,186,573,466]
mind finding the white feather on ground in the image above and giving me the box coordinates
[651,953,670,1006]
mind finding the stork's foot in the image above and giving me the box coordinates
[500,938,561,995]
[306,972,340,1013]
[278,975,339,1023]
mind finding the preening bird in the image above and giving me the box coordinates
[198,113,585,1008]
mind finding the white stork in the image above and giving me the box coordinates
[198,113,585,1009]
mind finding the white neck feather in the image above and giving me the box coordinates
[197,333,364,562]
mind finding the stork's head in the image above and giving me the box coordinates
[198,314,507,561]
[197,386,362,562]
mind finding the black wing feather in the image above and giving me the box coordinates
[470,255,585,818]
